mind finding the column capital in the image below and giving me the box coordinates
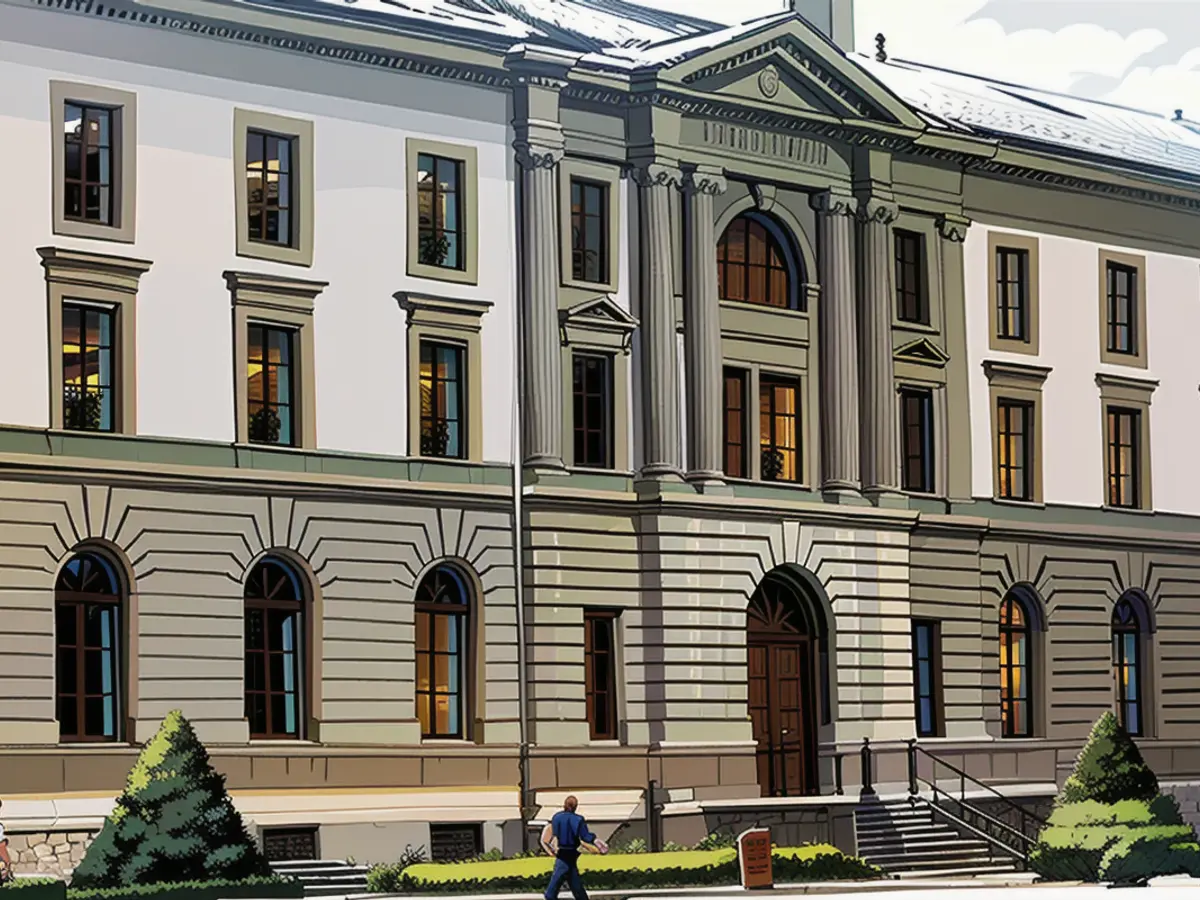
[630,161,684,189]
[856,196,900,226]
[503,44,581,89]
[811,189,858,218]
[682,165,728,196]
[936,213,971,243]
[513,140,564,170]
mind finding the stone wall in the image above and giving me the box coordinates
[1165,782,1200,830]
[8,832,94,877]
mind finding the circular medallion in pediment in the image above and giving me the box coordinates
[758,65,781,99]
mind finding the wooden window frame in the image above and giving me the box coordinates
[1096,373,1156,512]
[723,367,748,479]
[899,386,935,494]
[558,159,621,293]
[244,556,309,741]
[419,339,468,461]
[987,233,1040,355]
[1112,596,1145,737]
[984,361,1050,504]
[56,552,124,743]
[569,178,610,286]
[406,139,479,285]
[415,565,473,741]
[893,228,927,325]
[999,593,1035,739]
[911,619,943,738]
[1098,250,1148,369]
[227,272,325,450]
[571,351,614,470]
[758,373,802,484]
[244,128,297,251]
[717,213,796,310]
[584,609,620,742]
[233,109,314,268]
[50,81,137,244]
[39,247,148,435]
[247,323,298,448]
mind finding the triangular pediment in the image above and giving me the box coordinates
[894,337,951,368]
[560,295,639,331]
[658,17,925,129]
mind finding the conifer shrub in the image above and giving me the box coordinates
[70,711,275,890]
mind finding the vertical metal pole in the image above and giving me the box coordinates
[860,738,873,795]
[834,753,844,795]
[906,739,917,796]
[647,779,660,852]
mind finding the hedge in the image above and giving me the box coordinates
[1,880,67,900]
[370,845,879,894]
[65,875,303,900]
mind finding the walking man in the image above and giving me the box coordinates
[541,795,607,900]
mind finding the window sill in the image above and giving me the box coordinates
[411,454,478,466]
[53,220,136,245]
[893,319,938,335]
[561,276,618,294]
[991,497,1045,509]
[1102,504,1155,516]
[57,740,138,749]
[725,476,813,492]
[989,336,1038,355]
[236,241,312,269]
[586,739,622,748]
[407,260,478,286]
[718,300,808,319]
[248,739,320,746]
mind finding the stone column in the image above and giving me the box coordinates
[632,162,684,479]
[682,165,727,485]
[811,190,861,495]
[514,141,564,469]
[857,196,902,496]
[938,213,973,501]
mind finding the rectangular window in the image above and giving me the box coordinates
[900,387,934,494]
[894,229,926,324]
[245,130,294,247]
[247,324,295,447]
[419,341,466,459]
[63,103,114,226]
[584,610,618,741]
[996,247,1029,341]
[571,179,609,284]
[996,399,1034,501]
[417,153,465,271]
[1106,261,1138,355]
[572,352,613,469]
[429,824,483,862]
[911,619,942,738]
[759,375,800,483]
[723,368,748,479]
[1106,406,1141,509]
[61,301,116,433]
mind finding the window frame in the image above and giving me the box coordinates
[414,565,473,741]
[406,139,479,286]
[397,293,491,463]
[716,212,799,311]
[55,551,125,744]
[568,177,611,287]
[999,592,1036,739]
[233,109,314,267]
[244,556,308,741]
[723,366,749,479]
[984,361,1049,504]
[758,372,802,484]
[571,351,614,471]
[39,247,147,435]
[893,228,927,325]
[419,339,468,461]
[226,271,325,450]
[1096,373,1156,512]
[1111,596,1145,738]
[911,618,943,739]
[899,386,935,494]
[50,81,138,244]
[246,322,299,448]
[583,609,620,742]
[1098,250,1148,369]
[987,232,1040,355]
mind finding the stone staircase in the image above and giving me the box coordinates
[270,859,371,897]
[854,797,1021,879]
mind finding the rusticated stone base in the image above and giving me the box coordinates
[7,832,94,877]
[1164,782,1200,830]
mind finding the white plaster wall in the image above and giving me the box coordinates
[0,3,516,463]
[965,222,1200,514]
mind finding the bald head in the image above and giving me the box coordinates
[564,795,578,812]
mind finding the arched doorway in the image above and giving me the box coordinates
[746,568,827,797]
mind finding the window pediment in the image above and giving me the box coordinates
[894,337,951,369]
[559,295,639,353]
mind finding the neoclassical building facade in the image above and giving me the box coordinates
[1,0,1199,872]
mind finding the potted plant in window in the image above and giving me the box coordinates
[761,447,785,482]
[421,421,451,457]
[63,385,103,430]
[248,406,282,444]
[419,233,451,267]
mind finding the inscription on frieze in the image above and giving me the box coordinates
[688,120,839,172]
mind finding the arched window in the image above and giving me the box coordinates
[415,564,471,739]
[244,556,306,739]
[1112,596,1144,736]
[56,551,123,742]
[717,213,799,309]
[999,591,1035,738]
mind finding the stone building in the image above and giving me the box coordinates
[0,0,1199,876]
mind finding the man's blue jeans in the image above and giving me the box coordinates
[545,850,588,900]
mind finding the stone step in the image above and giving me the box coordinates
[859,838,991,856]
[856,822,948,837]
[861,847,1005,867]
[893,862,1021,879]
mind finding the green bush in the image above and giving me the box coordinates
[1030,712,1200,883]
[365,844,429,893]
[693,833,736,851]
[66,876,301,900]
[375,844,879,894]
[1,881,67,900]
[70,710,272,889]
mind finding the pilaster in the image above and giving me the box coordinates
[811,189,861,496]
[682,165,728,487]
[632,161,685,480]
[856,195,902,498]
[937,213,973,501]
[506,46,579,472]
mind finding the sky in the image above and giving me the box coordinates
[655,0,1200,119]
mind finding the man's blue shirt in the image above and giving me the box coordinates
[550,810,595,851]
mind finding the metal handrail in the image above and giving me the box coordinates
[924,780,1033,851]
[911,794,1029,863]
